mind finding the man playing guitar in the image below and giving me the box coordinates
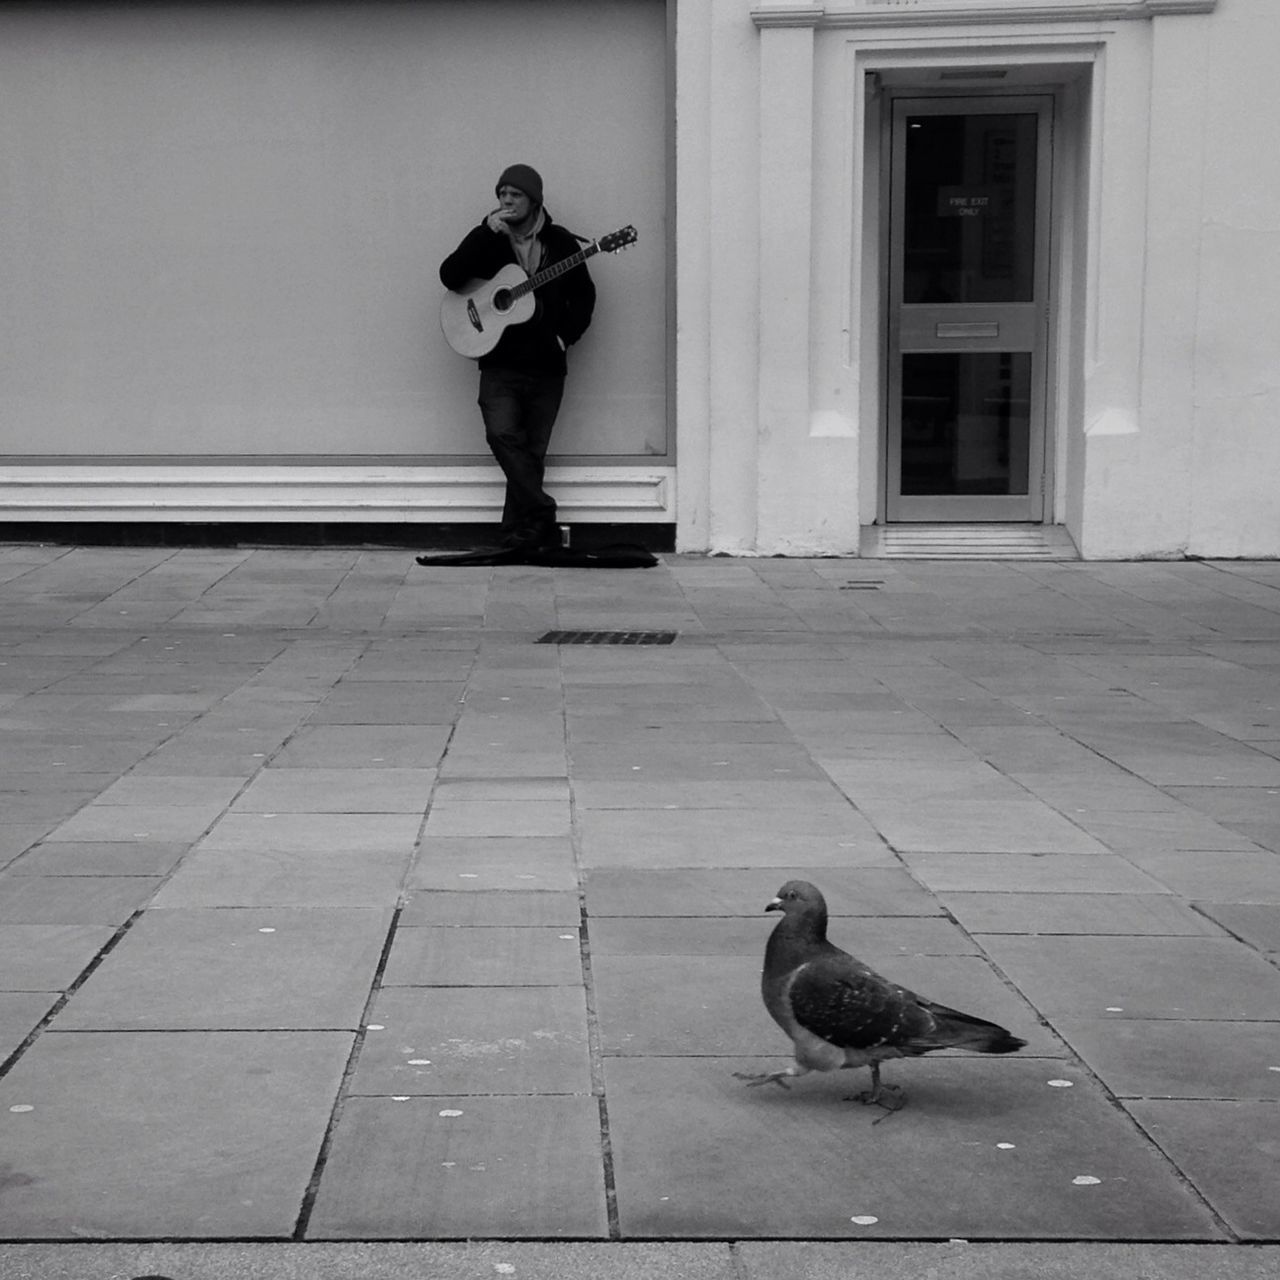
[439,164,596,553]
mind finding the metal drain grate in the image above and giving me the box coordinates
[537,630,678,646]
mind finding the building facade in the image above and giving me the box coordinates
[2,0,1276,558]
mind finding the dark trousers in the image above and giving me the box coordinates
[478,368,565,536]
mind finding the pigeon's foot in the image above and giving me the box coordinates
[844,1064,906,1118]
[733,1068,796,1090]
[846,1082,906,1114]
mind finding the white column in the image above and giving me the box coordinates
[1075,22,1155,556]
[756,21,817,552]
[754,13,862,555]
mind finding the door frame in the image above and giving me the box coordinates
[881,92,1056,524]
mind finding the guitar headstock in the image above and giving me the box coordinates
[599,225,638,255]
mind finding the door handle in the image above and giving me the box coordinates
[936,321,1000,339]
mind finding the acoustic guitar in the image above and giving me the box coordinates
[441,225,637,358]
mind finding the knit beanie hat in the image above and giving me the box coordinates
[496,164,544,206]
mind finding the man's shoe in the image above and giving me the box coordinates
[497,526,532,551]
[527,522,563,552]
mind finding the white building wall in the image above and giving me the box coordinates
[1188,0,1280,557]
[2,0,1277,556]
[676,0,1279,559]
[0,0,672,526]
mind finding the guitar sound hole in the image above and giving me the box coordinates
[492,289,513,313]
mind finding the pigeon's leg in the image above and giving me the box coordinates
[847,1063,906,1113]
[733,1064,811,1090]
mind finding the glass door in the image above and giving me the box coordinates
[886,98,1052,522]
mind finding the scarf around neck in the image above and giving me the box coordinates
[506,207,546,275]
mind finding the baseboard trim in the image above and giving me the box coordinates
[0,464,675,524]
[0,520,677,552]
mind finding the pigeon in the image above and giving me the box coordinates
[735,879,1026,1111]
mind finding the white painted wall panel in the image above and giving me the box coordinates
[0,1,666,461]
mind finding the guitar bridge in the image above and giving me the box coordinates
[466,299,483,333]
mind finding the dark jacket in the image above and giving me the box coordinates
[439,211,596,376]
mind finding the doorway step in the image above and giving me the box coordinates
[860,524,1079,560]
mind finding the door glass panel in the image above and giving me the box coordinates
[902,113,1038,305]
[900,351,1031,496]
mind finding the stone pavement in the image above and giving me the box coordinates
[0,545,1278,1278]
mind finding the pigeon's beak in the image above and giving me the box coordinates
[765,897,783,913]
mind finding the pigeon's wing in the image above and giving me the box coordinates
[786,952,934,1051]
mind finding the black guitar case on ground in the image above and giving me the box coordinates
[416,543,657,569]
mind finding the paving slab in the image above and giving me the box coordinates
[345,653,478,683]
[441,717,568,756]
[0,924,115,991]
[0,1239,743,1280]
[152,847,412,908]
[0,779,116,827]
[821,759,1030,802]
[52,908,391,1030]
[1123,849,1280,902]
[437,748,568,779]
[940,891,1221,936]
[0,1030,352,1238]
[43,802,227,843]
[381,925,583,987]
[409,837,578,893]
[737,1242,1280,1280]
[269,724,453,768]
[1009,775,1186,811]
[1053,1018,1280,1099]
[577,808,894,868]
[854,798,1113,854]
[399,889,581,927]
[979,935,1280,1020]
[1073,724,1280,787]
[948,723,1133,774]
[569,716,796,744]
[127,741,294,776]
[434,777,570,801]
[2,735,170,775]
[567,741,824,781]
[902,852,1170,894]
[591,952,1053,1058]
[423,799,571,839]
[0,874,159,924]
[1125,1100,1280,1239]
[583,867,943,917]
[1070,808,1264,853]
[1192,902,1280,951]
[604,1057,1225,1239]
[0,826,45,872]
[1166,784,1280,850]
[352,986,592,1095]
[8,840,188,877]
[572,779,849,810]
[306,1095,608,1239]
[588,914,980,958]
[0,992,58,1062]
[90,774,246,807]
[234,767,436,813]
[592,953,761,1056]
[308,682,466,725]
[194,810,423,853]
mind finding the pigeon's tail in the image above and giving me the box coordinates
[923,1004,1027,1055]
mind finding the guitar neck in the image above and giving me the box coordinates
[509,242,601,301]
